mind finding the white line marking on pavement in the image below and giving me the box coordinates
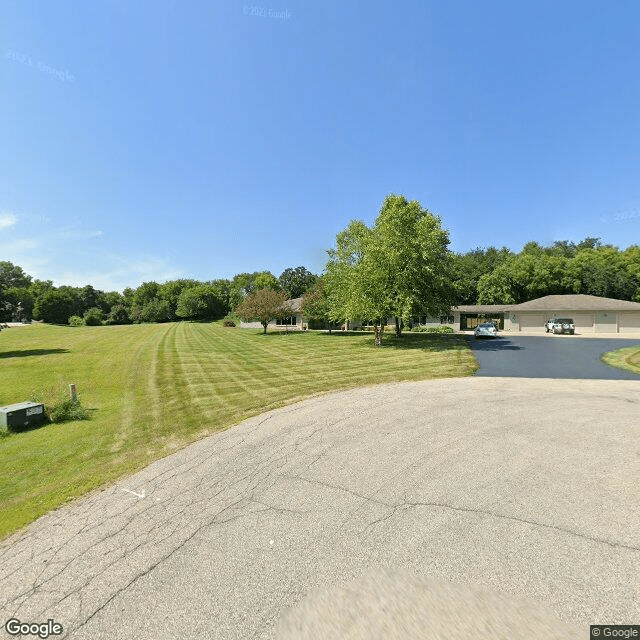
[121,488,145,499]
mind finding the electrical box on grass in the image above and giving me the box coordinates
[0,401,46,430]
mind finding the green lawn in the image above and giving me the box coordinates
[601,345,640,375]
[0,322,478,541]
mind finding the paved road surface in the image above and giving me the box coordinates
[1,377,638,639]
[470,335,640,379]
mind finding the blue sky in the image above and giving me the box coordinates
[2,0,639,292]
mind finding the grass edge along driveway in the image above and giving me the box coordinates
[0,322,477,542]
[600,345,640,375]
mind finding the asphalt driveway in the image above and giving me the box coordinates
[1,378,638,639]
[470,335,640,379]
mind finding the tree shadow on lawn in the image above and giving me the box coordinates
[371,333,474,352]
[259,331,476,353]
[0,348,70,359]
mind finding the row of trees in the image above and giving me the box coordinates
[0,263,319,325]
[3,196,639,341]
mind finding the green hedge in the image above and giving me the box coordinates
[411,325,455,334]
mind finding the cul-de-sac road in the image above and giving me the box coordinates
[2,333,640,638]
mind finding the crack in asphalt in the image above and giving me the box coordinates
[72,496,250,635]
[363,500,640,553]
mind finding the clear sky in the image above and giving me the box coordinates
[2,0,639,292]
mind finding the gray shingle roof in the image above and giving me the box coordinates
[282,297,303,313]
[453,304,513,313]
[507,294,640,311]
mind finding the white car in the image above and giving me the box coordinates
[474,322,498,338]
[545,318,575,335]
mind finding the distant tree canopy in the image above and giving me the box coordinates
[175,284,227,320]
[229,271,280,309]
[0,261,32,289]
[33,290,77,324]
[278,266,318,299]
[477,242,640,304]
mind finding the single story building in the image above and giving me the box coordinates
[453,294,640,334]
[240,294,640,334]
[239,296,307,331]
[502,294,640,334]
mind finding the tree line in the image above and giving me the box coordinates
[2,195,639,342]
[0,265,318,326]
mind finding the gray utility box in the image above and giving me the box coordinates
[0,402,46,430]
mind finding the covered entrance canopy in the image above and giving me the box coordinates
[453,304,511,331]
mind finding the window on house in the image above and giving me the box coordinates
[276,316,297,325]
[440,315,454,324]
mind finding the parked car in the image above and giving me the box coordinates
[474,322,498,338]
[545,318,575,334]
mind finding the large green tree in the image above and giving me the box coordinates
[301,278,333,332]
[159,279,200,320]
[176,284,227,320]
[32,290,76,324]
[325,194,456,345]
[450,246,514,305]
[235,288,288,334]
[279,267,318,299]
[564,247,635,299]
[0,261,32,289]
[621,245,640,302]
[229,271,279,309]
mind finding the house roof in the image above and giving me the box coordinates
[508,294,640,311]
[282,297,303,313]
[453,304,513,313]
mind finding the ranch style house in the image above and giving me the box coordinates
[239,294,640,334]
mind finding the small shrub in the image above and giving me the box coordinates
[223,319,236,327]
[411,325,453,333]
[48,397,90,423]
[427,326,454,334]
[69,315,84,327]
[83,307,104,326]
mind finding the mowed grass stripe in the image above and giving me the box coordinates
[0,323,477,540]
[186,323,275,398]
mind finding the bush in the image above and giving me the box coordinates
[223,312,241,326]
[223,319,236,327]
[68,315,84,327]
[48,397,90,423]
[83,307,103,326]
[411,325,454,334]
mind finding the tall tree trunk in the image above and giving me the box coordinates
[262,322,267,334]
[374,318,384,346]
[394,316,403,338]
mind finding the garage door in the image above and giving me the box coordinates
[595,312,617,333]
[619,312,640,333]
[518,313,545,332]
[572,313,594,334]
